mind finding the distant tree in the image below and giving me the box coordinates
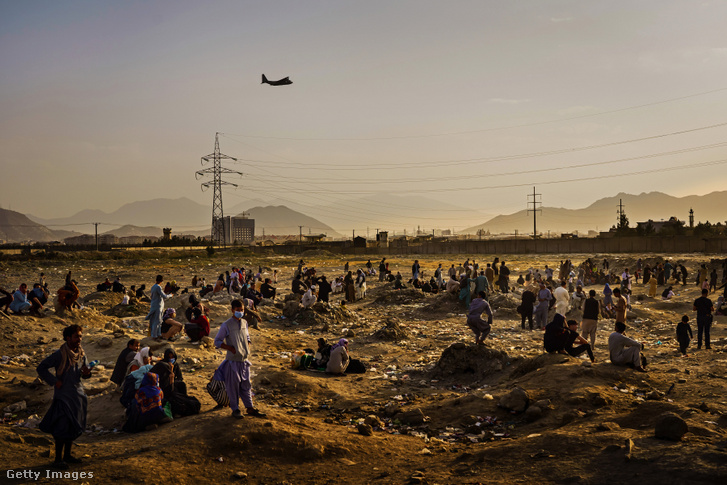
[693,221,715,236]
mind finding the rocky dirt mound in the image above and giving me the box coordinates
[82,291,124,310]
[373,288,428,305]
[371,318,409,341]
[293,302,360,328]
[301,249,338,258]
[418,292,461,315]
[431,342,512,380]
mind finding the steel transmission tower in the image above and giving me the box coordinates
[527,186,542,239]
[196,133,241,246]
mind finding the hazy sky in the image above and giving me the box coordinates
[2,0,727,233]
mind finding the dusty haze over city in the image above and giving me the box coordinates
[2,1,727,234]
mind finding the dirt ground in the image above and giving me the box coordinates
[1,251,726,485]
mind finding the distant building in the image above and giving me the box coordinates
[64,234,95,246]
[119,236,146,245]
[304,234,326,243]
[222,215,255,245]
[162,228,172,241]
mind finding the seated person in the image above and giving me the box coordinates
[326,339,349,375]
[112,277,125,293]
[213,276,225,294]
[716,296,726,316]
[10,284,34,314]
[543,314,569,353]
[564,319,595,362]
[421,279,432,293]
[191,275,199,287]
[394,273,406,290]
[245,286,263,307]
[122,372,171,433]
[292,274,308,296]
[661,286,675,300]
[608,321,646,372]
[163,280,180,295]
[135,284,150,302]
[111,339,141,386]
[56,280,80,312]
[160,308,183,341]
[28,283,49,315]
[412,278,423,289]
[445,275,460,294]
[317,276,332,303]
[0,286,12,313]
[127,347,154,375]
[150,349,200,417]
[186,308,210,343]
[184,295,209,322]
[96,278,113,292]
[314,338,332,368]
[260,278,277,299]
[301,286,317,308]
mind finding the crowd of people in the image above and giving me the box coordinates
[8,255,724,469]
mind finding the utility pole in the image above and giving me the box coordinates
[616,198,628,230]
[527,186,542,239]
[196,133,241,247]
[299,226,303,245]
[93,222,100,251]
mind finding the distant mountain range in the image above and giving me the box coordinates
[6,191,726,243]
[13,198,343,242]
[463,191,727,235]
[0,208,60,242]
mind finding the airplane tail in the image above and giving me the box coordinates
[262,74,268,84]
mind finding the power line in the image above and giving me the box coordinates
[240,141,727,185]
[220,86,727,140]
[221,120,727,170]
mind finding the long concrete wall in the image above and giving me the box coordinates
[250,236,727,257]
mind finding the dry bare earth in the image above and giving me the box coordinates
[1,253,726,485]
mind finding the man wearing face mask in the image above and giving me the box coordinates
[214,299,267,419]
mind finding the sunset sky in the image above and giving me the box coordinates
[2,0,727,233]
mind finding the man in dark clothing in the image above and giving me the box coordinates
[680,264,688,286]
[292,274,308,296]
[543,314,568,353]
[111,277,125,293]
[693,289,714,349]
[378,259,387,282]
[520,289,536,330]
[499,261,511,293]
[37,324,92,469]
[260,278,277,299]
[564,320,595,362]
[317,276,332,303]
[110,339,140,386]
[581,290,601,348]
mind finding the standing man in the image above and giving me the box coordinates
[613,288,627,324]
[553,280,570,319]
[37,324,92,469]
[484,263,495,288]
[412,260,420,281]
[467,291,493,345]
[474,270,491,298]
[520,287,536,331]
[435,263,444,290]
[378,258,387,282]
[146,275,171,342]
[214,299,267,419]
[535,282,552,330]
[581,290,601,349]
[499,260,511,293]
[693,288,714,350]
